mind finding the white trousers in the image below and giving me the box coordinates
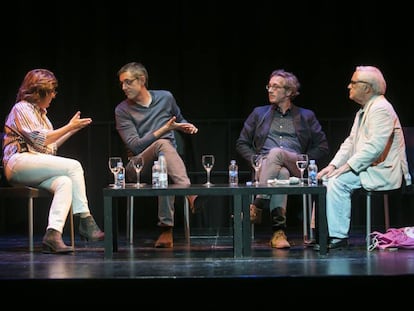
[5,152,91,233]
[325,171,362,239]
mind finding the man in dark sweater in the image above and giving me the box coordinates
[115,62,199,248]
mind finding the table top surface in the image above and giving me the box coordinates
[103,183,326,196]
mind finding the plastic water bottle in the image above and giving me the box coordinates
[308,159,318,186]
[116,161,125,188]
[158,152,168,188]
[228,160,239,186]
[152,160,160,187]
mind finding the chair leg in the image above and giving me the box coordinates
[69,206,75,248]
[383,194,390,230]
[126,196,190,244]
[309,196,315,241]
[28,197,34,252]
[250,194,255,239]
[184,196,190,243]
[28,194,74,252]
[302,194,308,242]
[366,192,372,250]
[127,196,134,244]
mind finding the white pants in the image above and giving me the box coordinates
[5,152,91,233]
[325,171,362,239]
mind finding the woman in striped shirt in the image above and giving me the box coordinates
[2,69,104,254]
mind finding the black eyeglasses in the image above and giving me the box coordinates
[120,78,138,87]
[265,84,285,91]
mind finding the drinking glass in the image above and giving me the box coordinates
[129,155,145,188]
[296,154,309,185]
[251,154,263,186]
[108,156,122,188]
[202,154,215,186]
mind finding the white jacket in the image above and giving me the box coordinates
[330,95,411,191]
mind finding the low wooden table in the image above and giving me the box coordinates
[103,183,327,259]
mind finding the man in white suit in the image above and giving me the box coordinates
[315,65,411,250]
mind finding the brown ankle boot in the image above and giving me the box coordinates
[79,216,105,242]
[154,227,173,248]
[42,229,74,254]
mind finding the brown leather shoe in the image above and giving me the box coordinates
[270,230,291,249]
[42,229,74,254]
[154,227,173,248]
[79,216,105,242]
[250,204,262,224]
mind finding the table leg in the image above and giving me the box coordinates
[104,196,113,260]
[317,193,328,255]
[183,196,190,243]
[232,194,242,258]
[242,194,252,257]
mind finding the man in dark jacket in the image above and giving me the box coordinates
[236,69,329,248]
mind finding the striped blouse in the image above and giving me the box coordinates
[2,101,57,167]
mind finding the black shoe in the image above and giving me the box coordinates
[313,238,348,251]
[304,238,316,247]
[328,238,348,249]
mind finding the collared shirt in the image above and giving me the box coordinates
[262,108,301,154]
[2,101,56,167]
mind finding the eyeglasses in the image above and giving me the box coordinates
[265,84,285,91]
[120,78,138,87]
[349,80,371,87]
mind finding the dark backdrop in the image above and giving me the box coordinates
[1,2,413,123]
[1,1,414,234]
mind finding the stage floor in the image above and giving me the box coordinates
[1,226,413,301]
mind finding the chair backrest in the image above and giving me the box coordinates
[403,127,414,177]
[403,127,414,192]
[0,132,9,187]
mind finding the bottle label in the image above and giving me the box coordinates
[152,172,160,187]
[308,168,317,186]
[116,170,125,188]
[229,167,238,185]
[159,172,168,188]
[117,172,124,182]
